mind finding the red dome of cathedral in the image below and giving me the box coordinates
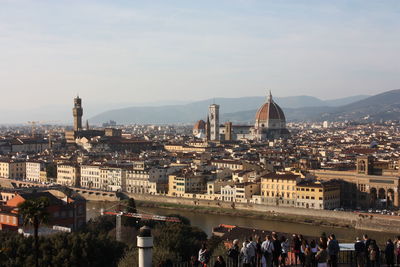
[193,120,206,130]
[255,92,285,123]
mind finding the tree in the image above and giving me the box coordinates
[18,196,50,267]
[123,198,138,227]
[125,198,137,213]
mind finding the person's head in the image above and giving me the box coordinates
[363,234,369,240]
[310,240,316,247]
[388,239,393,244]
[249,236,253,242]
[217,256,225,263]
[280,236,286,242]
[266,235,271,241]
[301,239,308,246]
[233,239,239,246]
[329,234,336,240]
[299,234,304,240]
[272,233,278,240]
[397,235,400,241]
[201,244,207,250]
[356,237,361,242]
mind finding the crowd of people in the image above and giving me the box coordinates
[192,233,400,267]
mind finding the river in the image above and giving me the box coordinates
[86,201,398,246]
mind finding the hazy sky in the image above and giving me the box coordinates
[1,0,400,109]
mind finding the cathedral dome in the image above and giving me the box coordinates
[193,120,206,131]
[255,92,285,124]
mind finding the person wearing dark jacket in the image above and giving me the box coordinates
[327,234,340,267]
[214,256,226,267]
[272,233,282,267]
[355,237,366,267]
[227,239,240,267]
[385,239,395,267]
[363,234,372,267]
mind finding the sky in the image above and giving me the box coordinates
[1,0,400,110]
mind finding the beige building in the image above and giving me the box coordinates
[220,182,260,202]
[80,165,102,189]
[100,166,127,192]
[0,159,26,180]
[296,181,340,210]
[211,160,244,171]
[168,172,207,197]
[312,156,400,208]
[126,167,170,195]
[164,144,208,153]
[56,164,80,187]
[26,161,45,182]
[259,173,300,206]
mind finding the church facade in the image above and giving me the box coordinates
[193,92,290,141]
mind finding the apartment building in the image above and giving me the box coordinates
[0,159,26,180]
[259,173,300,206]
[26,161,45,182]
[220,182,260,202]
[211,160,244,171]
[80,165,102,189]
[296,180,340,210]
[100,166,127,192]
[168,172,207,197]
[56,164,80,187]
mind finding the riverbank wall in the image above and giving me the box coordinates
[125,193,400,233]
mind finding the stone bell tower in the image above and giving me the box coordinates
[73,95,83,131]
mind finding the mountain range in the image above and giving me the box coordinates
[3,90,400,125]
[89,94,371,124]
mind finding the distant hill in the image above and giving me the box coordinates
[317,89,400,121]
[224,90,400,122]
[89,94,369,124]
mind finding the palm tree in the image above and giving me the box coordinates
[18,196,50,267]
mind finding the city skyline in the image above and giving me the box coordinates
[0,1,399,110]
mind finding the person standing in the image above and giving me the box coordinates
[241,240,252,267]
[247,236,257,266]
[300,239,308,267]
[316,243,329,267]
[310,240,318,267]
[262,235,275,267]
[385,239,395,267]
[368,240,378,267]
[327,234,340,267]
[395,236,400,267]
[280,236,290,267]
[214,256,226,267]
[363,234,372,267]
[227,239,240,267]
[272,233,282,267]
[355,237,366,267]
[292,234,301,266]
[256,236,263,267]
[199,244,210,267]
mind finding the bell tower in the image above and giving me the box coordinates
[208,104,220,141]
[73,95,83,131]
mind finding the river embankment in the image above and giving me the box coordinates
[125,193,400,233]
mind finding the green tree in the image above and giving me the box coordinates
[18,196,50,267]
[123,198,138,227]
[153,222,207,262]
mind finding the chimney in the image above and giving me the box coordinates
[137,226,153,267]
